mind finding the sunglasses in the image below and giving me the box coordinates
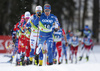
[25,17,30,19]
[36,11,42,13]
[44,10,50,12]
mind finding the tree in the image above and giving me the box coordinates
[93,0,99,42]
[82,0,88,31]
[78,0,81,30]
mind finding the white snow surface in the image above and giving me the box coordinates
[0,45,100,71]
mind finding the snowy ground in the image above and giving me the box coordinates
[0,45,100,71]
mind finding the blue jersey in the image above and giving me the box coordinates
[83,29,92,38]
[83,38,92,46]
[53,28,63,42]
[66,34,73,43]
[26,14,39,33]
[39,13,59,37]
[70,37,79,47]
[27,14,39,27]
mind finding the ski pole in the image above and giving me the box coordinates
[91,50,98,62]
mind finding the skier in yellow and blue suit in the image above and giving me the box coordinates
[35,4,59,66]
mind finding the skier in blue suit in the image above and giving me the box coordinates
[35,4,59,66]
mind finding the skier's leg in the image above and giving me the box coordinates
[70,46,74,63]
[30,36,37,64]
[25,38,31,65]
[39,50,43,66]
[35,36,45,66]
[65,46,68,63]
[61,44,64,63]
[79,47,86,61]
[52,42,57,64]
[86,45,91,61]
[9,38,18,63]
[56,41,62,64]
[47,38,53,65]
[16,38,21,66]
[75,46,78,63]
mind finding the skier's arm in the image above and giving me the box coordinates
[62,29,67,46]
[62,29,67,42]
[53,16,59,29]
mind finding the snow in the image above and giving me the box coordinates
[0,45,100,71]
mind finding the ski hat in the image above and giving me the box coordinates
[44,4,51,10]
[21,14,25,19]
[68,30,71,33]
[35,6,42,11]
[85,25,89,29]
[25,11,31,18]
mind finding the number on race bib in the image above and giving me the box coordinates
[44,24,51,29]
[55,35,60,38]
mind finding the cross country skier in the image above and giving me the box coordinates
[17,12,31,66]
[8,15,24,63]
[52,41,57,64]
[69,36,79,63]
[26,6,42,65]
[35,4,59,66]
[61,35,68,64]
[66,32,73,60]
[22,11,31,65]
[83,25,92,38]
[79,35,93,61]
[53,23,67,64]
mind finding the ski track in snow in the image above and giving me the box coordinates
[0,45,100,71]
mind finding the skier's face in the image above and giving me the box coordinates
[85,28,88,31]
[70,34,73,37]
[36,10,42,16]
[25,17,29,22]
[73,36,76,41]
[44,9,51,16]
[20,18,24,23]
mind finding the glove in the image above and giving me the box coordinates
[42,50,45,54]
[12,37,16,44]
[81,45,84,50]
[65,42,68,46]
[81,46,84,50]
[28,27,31,30]
[42,50,47,54]
[54,28,58,32]
[38,12,41,17]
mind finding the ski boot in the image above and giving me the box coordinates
[46,57,49,65]
[21,54,25,62]
[65,59,68,64]
[71,59,73,63]
[53,59,57,64]
[8,58,13,63]
[26,59,30,65]
[34,54,39,65]
[47,62,53,65]
[69,55,71,60]
[75,59,77,64]
[86,56,89,61]
[39,60,43,66]
[79,56,83,61]
[29,57,33,65]
[8,56,14,63]
[16,59,20,66]
[58,61,61,65]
